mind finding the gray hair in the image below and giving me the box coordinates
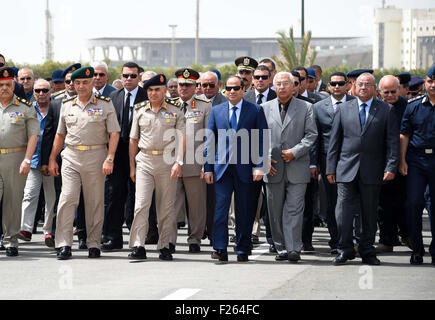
[168,77,178,84]
[34,78,51,89]
[273,71,294,86]
[142,71,157,81]
[379,75,400,90]
[357,72,376,85]
[91,61,109,74]
[18,68,34,77]
[201,71,218,84]
[112,79,123,86]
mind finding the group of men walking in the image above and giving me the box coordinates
[0,52,433,266]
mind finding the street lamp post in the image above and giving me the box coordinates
[169,24,178,68]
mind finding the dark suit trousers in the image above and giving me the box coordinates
[205,183,216,241]
[320,172,339,249]
[75,189,86,241]
[302,178,316,245]
[213,165,255,255]
[405,152,435,256]
[378,175,408,245]
[336,173,381,258]
[103,141,131,242]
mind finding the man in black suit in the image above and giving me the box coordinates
[311,72,355,254]
[326,73,399,265]
[102,62,147,251]
[293,66,323,103]
[243,65,277,105]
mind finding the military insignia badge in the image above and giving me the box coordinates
[160,75,164,83]
[85,68,91,77]
[3,70,9,78]
[183,69,190,79]
[243,58,250,66]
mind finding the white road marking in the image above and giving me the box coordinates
[250,243,270,260]
[161,288,201,300]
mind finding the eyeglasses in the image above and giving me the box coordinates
[254,75,269,80]
[275,81,291,87]
[357,82,375,88]
[329,81,347,87]
[382,90,397,95]
[201,83,216,88]
[65,80,72,84]
[20,77,32,81]
[225,86,242,91]
[122,74,138,79]
[168,85,178,89]
[94,73,106,77]
[34,88,50,94]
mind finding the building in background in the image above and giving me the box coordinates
[87,37,372,69]
[374,6,435,70]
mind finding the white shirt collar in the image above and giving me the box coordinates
[357,97,374,109]
[301,90,308,97]
[124,86,139,103]
[93,84,107,95]
[331,95,347,105]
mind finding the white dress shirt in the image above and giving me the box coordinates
[255,88,269,104]
[229,99,243,125]
[330,95,347,112]
[124,86,139,120]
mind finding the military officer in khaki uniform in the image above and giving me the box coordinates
[0,67,40,257]
[128,74,186,261]
[174,68,211,253]
[48,66,120,260]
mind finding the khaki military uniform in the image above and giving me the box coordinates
[0,95,40,248]
[55,93,120,249]
[129,98,185,250]
[175,96,211,245]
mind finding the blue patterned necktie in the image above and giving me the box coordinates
[230,106,238,129]
[359,103,367,129]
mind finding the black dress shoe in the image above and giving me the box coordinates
[333,252,355,265]
[410,253,423,265]
[189,243,201,253]
[57,246,72,260]
[145,235,158,245]
[88,248,101,258]
[169,243,176,254]
[330,248,339,255]
[362,255,381,265]
[211,249,228,262]
[303,243,315,252]
[237,254,249,262]
[128,246,147,260]
[6,247,18,257]
[177,222,186,229]
[101,240,123,251]
[269,243,277,253]
[275,253,288,261]
[78,239,87,250]
[288,251,301,263]
[159,247,173,261]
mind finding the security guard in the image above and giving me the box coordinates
[0,67,40,257]
[128,74,186,261]
[48,66,120,260]
[235,56,258,91]
[407,76,425,100]
[399,65,435,266]
[395,72,411,98]
[174,68,211,253]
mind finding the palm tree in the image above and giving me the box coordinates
[272,26,317,71]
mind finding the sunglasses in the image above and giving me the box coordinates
[122,74,138,79]
[408,91,420,97]
[382,90,397,95]
[329,81,347,87]
[0,63,4,67]
[196,83,201,87]
[299,77,306,81]
[34,88,50,93]
[168,85,178,89]
[20,77,32,81]
[65,80,72,84]
[254,75,269,80]
[225,86,242,91]
[294,81,299,86]
[94,73,106,77]
[201,83,216,88]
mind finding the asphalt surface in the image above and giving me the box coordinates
[0,215,434,300]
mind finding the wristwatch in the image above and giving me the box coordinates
[105,157,114,163]
[23,159,31,164]
[176,160,184,166]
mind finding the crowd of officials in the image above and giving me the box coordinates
[0,51,434,266]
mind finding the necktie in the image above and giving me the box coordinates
[257,93,264,105]
[334,101,342,112]
[230,106,238,130]
[280,104,286,123]
[182,102,188,114]
[359,103,367,130]
[122,92,131,140]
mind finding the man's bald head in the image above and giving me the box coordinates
[379,75,400,105]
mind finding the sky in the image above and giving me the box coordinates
[2,0,434,64]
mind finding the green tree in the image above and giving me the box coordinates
[272,26,317,71]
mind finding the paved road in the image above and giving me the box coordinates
[1,216,434,300]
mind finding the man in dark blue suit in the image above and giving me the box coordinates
[92,61,116,97]
[204,76,268,262]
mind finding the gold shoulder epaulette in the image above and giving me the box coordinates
[95,94,111,102]
[52,90,65,98]
[135,101,148,110]
[62,95,76,104]
[18,97,32,107]
[194,96,210,103]
[165,97,182,108]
